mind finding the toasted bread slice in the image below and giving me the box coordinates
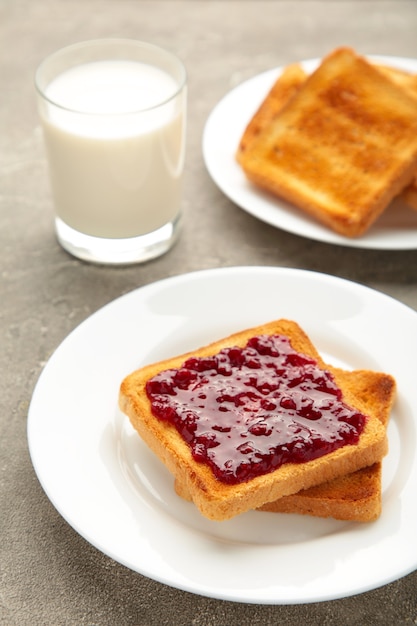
[238,59,417,215]
[174,369,395,522]
[237,47,417,237]
[119,319,388,521]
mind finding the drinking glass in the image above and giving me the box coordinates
[35,39,187,264]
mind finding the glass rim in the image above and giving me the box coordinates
[35,38,187,116]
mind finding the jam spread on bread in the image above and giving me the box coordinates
[146,335,367,484]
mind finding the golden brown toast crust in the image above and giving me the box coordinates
[173,463,384,522]
[119,319,388,521]
[237,47,417,237]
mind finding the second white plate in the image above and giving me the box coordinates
[203,55,417,249]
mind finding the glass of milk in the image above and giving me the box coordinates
[35,39,187,264]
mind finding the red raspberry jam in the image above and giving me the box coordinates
[145,335,367,485]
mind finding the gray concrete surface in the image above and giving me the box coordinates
[1,1,417,624]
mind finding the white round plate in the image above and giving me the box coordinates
[203,56,417,250]
[28,267,417,604]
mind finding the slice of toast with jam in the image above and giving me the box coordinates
[119,319,390,521]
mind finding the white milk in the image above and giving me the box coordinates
[41,60,185,238]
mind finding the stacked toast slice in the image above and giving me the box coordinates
[119,319,395,522]
[237,47,417,236]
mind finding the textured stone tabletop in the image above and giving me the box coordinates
[1,1,417,624]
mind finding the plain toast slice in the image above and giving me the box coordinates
[238,58,417,214]
[237,47,417,237]
[119,319,388,521]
